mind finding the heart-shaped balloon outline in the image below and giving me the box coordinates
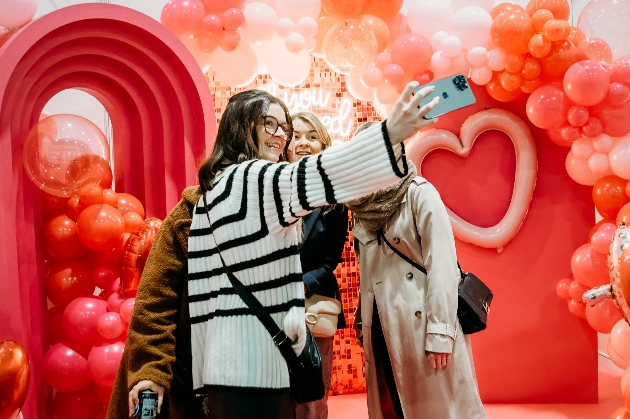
[406,108,538,250]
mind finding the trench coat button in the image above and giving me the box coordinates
[415,311,422,319]
[406,272,413,281]
[393,237,400,244]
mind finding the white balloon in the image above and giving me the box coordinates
[296,17,318,37]
[266,36,312,87]
[276,0,322,21]
[578,0,630,61]
[451,51,471,75]
[408,0,454,39]
[451,0,494,12]
[450,6,493,50]
[431,51,452,73]
[487,48,506,71]
[470,64,492,85]
[467,46,488,66]
[251,41,270,74]
[373,96,395,118]
[441,35,462,58]
[212,42,258,87]
[431,31,450,51]
[0,0,37,28]
[239,2,278,45]
[346,72,375,102]
[285,32,307,53]
[609,135,630,179]
[276,17,295,39]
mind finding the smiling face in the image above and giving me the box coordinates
[287,119,324,163]
[255,103,290,162]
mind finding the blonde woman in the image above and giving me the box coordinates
[288,112,348,419]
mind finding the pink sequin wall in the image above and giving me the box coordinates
[207,57,379,394]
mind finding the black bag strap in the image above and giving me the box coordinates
[376,227,464,278]
[201,195,303,373]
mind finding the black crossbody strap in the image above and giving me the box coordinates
[202,195,302,373]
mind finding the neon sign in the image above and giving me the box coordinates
[259,82,354,140]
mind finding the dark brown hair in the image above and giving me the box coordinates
[198,89,292,195]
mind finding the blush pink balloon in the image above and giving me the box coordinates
[608,82,630,106]
[202,14,223,36]
[63,297,108,346]
[218,30,240,51]
[567,105,589,127]
[44,341,91,392]
[591,229,613,254]
[556,277,572,300]
[119,298,136,324]
[563,60,610,106]
[610,338,630,369]
[97,312,125,340]
[296,17,318,38]
[285,32,306,53]
[572,137,595,159]
[565,152,605,185]
[612,319,630,362]
[582,117,603,137]
[568,280,590,300]
[390,33,432,77]
[383,63,404,84]
[587,152,610,173]
[586,298,623,334]
[88,341,125,388]
[385,13,410,42]
[592,133,614,153]
[0,0,37,29]
[106,293,125,313]
[160,0,205,40]
[222,8,245,31]
[526,84,571,129]
[568,299,587,318]
[360,66,383,88]
[92,265,116,290]
[406,108,537,249]
[571,243,610,288]
[592,99,630,137]
[374,51,392,70]
[609,135,630,180]
[598,221,617,234]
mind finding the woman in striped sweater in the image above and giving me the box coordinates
[118,82,440,419]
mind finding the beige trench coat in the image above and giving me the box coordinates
[353,177,487,419]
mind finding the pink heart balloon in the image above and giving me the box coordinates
[406,108,538,250]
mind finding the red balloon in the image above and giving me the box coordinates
[568,299,586,318]
[525,0,570,20]
[0,341,30,419]
[161,0,205,40]
[44,214,87,259]
[86,233,128,270]
[218,30,240,51]
[589,218,616,239]
[46,258,94,308]
[119,298,136,324]
[67,195,87,221]
[571,244,609,288]
[486,71,524,102]
[556,277,572,300]
[612,56,630,84]
[41,190,69,221]
[546,127,573,147]
[102,278,121,300]
[77,204,125,252]
[585,299,623,333]
[568,280,589,300]
[560,124,581,142]
[63,297,108,346]
[123,212,144,234]
[491,10,534,55]
[608,82,630,106]
[116,193,145,218]
[49,307,69,345]
[361,0,404,20]
[95,385,112,407]
[618,203,630,227]
[390,33,432,78]
[593,175,630,219]
[92,265,117,289]
[120,218,163,294]
[592,99,630,137]
[44,341,91,392]
[88,341,125,388]
[563,60,610,106]
[203,0,246,16]
[526,84,571,129]
[77,183,103,206]
[567,26,586,47]
[102,189,118,208]
[540,40,577,78]
[567,105,589,127]
[97,312,125,340]
[53,383,102,419]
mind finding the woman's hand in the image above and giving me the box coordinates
[386,81,440,145]
[427,352,451,370]
[128,380,165,417]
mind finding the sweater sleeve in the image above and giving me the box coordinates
[125,198,192,392]
[411,182,460,354]
[266,121,407,234]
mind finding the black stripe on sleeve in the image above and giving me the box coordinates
[316,154,336,204]
[190,299,304,324]
[297,157,314,211]
[195,167,237,214]
[272,163,292,227]
[380,120,408,178]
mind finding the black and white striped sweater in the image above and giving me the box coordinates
[187,122,407,390]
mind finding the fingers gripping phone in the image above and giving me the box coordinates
[413,74,477,119]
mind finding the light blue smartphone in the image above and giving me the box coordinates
[412,74,477,119]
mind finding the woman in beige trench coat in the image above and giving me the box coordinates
[346,124,487,419]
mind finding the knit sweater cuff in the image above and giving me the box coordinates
[380,120,408,178]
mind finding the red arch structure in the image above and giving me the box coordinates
[0,4,216,417]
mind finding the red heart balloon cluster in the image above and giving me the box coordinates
[0,341,30,419]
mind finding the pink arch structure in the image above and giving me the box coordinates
[0,4,216,417]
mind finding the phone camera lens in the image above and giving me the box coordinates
[452,75,468,92]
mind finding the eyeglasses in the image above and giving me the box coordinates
[260,115,293,140]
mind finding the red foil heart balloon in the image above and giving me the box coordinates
[120,217,162,295]
[0,341,30,419]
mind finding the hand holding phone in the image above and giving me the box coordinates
[413,74,477,120]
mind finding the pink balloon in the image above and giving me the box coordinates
[0,0,38,29]
[92,265,116,290]
[103,277,120,299]
[204,0,246,15]
[383,63,404,85]
[546,127,573,147]
[218,30,240,51]
[592,99,630,137]
[612,319,630,362]
[568,299,587,318]
[63,297,108,346]
[202,14,223,36]
[526,84,571,129]
[561,125,582,142]
[406,109,537,249]
[276,17,295,39]
[222,8,245,31]
[582,117,603,137]
[160,0,205,40]
[592,133,614,153]
[239,3,278,45]
[44,341,91,392]
[275,0,321,22]
[568,280,589,300]
[591,229,613,254]
[119,298,136,324]
[285,32,306,53]
[88,341,125,388]
[296,17,318,38]
[598,222,617,234]
[556,277,572,300]
[390,33,432,77]
[346,72,375,101]
[609,135,630,180]
[467,46,488,67]
[470,64,492,85]
[375,83,399,105]
[106,293,125,313]
[571,243,610,288]
[360,66,383,88]
[385,13,410,42]
[608,82,630,106]
[587,152,610,173]
[97,312,125,340]
[567,105,589,127]
[586,298,623,334]
[53,383,103,419]
[565,152,604,185]
[612,55,630,84]
[374,51,392,70]
[563,60,609,106]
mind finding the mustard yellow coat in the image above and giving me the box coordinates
[353,177,487,419]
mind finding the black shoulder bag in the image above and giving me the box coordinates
[203,198,325,403]
[376,228,493,334]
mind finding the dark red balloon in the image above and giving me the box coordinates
[116,193,146,218]
[593,175,630,219]
[48,307,70,345]
[46,258,95,308]
[76,204,125,252]
[41,190,70,221]
[44,214,87,259]
[53,383,102,419]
